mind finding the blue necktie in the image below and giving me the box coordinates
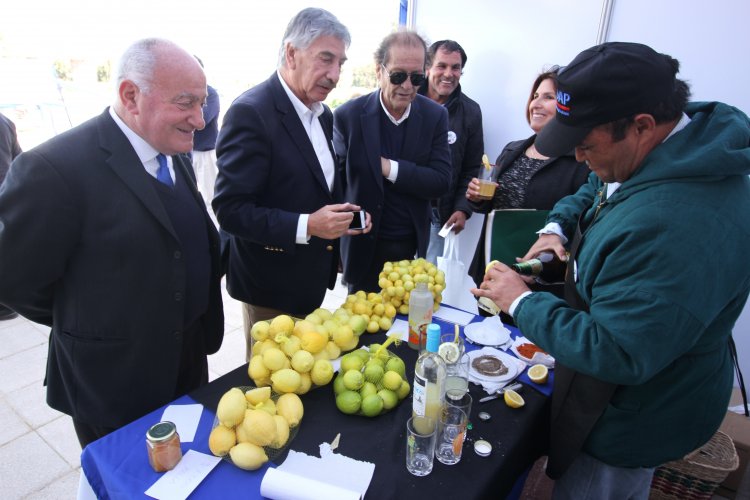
[156,154,173,187]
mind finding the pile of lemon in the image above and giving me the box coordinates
[209,387,304,470]
[248,313,343,394]
[377,258,445,312]
[338,290,398,334]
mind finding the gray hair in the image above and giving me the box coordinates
[278,7,351,68]
[116,38,172,94]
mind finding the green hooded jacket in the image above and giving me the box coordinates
[516,101,750,467]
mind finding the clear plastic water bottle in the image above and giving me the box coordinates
[408,281,433,350]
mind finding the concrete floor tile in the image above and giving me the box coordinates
[0,344,47,395]
[208,327,246,381]
[0,398,30,446]
[25,468,81,499]
[0,321,48,360]
[0,432,71,499]
[36,415,81,468]
[7,381,62,430]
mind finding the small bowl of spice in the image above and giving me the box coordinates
[512,340,555,367]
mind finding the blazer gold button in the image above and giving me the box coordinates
[326,245,333,251]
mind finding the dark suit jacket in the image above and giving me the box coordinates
[0,109,224,428]
[333,92,452,285]
[213,73,341,315]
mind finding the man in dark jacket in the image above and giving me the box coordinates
[0,112,22,320]
[420,40,484,263]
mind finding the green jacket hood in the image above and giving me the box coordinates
[618,101,750,198]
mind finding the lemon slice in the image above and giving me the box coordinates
[503,388,525,408]
[527,364,549,384]
[438,342,460,363]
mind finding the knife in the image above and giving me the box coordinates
[479,382,523,403]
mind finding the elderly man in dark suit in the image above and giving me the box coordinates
[333,30,452,293]
[0,112,22,320]
[0,38,224,448]
[214,7,370,359]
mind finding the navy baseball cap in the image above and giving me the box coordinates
[535,42,677,157]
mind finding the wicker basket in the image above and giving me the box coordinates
[650,431,739,500]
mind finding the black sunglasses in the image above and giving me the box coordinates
[381,64,426,86]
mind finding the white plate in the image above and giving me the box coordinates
[464,322,510,347]
[466,349,519,384]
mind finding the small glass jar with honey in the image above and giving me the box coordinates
[146,421,182,472]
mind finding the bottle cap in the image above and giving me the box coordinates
[426,323,440,352]
[147,421,176,443]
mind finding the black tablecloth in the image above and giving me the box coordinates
[191,332,550,499]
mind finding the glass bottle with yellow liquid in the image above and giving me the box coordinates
[412,323,446,434]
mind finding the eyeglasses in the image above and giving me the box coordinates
[381,64,426,86]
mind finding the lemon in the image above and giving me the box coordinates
[485,260,500,274]
[269,315,295,336]
[366,321,380,333]
[291,350,315,373]
[528,364,549,384]
[250,321,271,342]
[248,355,271,381]
[348,315,367,335]
[438,342,461,363]
[304,313,323,325]
[242,409,277,446]
[504,388,525,408]
[293,319,318,338]
[244,386,272,406]
[269,415,290,449]
[229,442,268,471]
[310,359,334,386]
[262,348,287,371]
[295,372,312,395]
[325,340,341,360]
[208,424,236,456]
[271,368,302,393]
[300,330,327,354]
[332,324,354,348]
[216,388,247,428]
[384,304,397,318]
[313,308,333,321]
[276,393,304,427]
[378,316,393,331]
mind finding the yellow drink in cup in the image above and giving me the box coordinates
[478,154,498,200]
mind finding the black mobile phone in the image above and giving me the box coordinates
[349,210,366,230]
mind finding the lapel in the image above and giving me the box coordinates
[270,75,333,196]
[361,92,384,194]
[96,110,177,240]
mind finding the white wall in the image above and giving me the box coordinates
[414,0,750,384]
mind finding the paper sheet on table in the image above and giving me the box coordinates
[160,404,203,442]
[386,318,409,341]
[260,443,375,500]
[145,450,221,500]
[433,306,476,326]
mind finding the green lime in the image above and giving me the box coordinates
[382,370,402,391]
[336,390,362,415]
[342,369,364,391]
[361,394,384,417]
[363,363,384,384]
[332,374,346,395]
[385,356,406,378]
[378,389,399,410]
[397,379,411,400]
[340,353,364,373]
[360,381,378,399]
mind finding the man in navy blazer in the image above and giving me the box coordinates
[334,30,452,293]
[214,8,370,359]
[0,39,224,447]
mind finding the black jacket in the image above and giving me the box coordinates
[469,135,589,286]
[419,83,484,224]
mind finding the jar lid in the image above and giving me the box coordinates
[147,421,176,443]
[474,439,492,457]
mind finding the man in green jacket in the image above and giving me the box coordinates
[473,42,750,499]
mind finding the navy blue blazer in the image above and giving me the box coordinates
[333,91,452,286]
[213,73,342,315]
[0,109,224,427]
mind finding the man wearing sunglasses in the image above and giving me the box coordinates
[333,30,452,293]
[419,40,484,264]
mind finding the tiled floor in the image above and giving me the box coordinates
[0,277,350,499]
